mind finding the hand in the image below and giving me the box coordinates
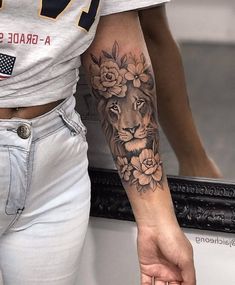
[137,223,196,285]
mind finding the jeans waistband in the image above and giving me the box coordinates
[0,96,82,151]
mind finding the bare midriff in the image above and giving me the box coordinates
[0,99,64,120]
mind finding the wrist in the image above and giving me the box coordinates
[137,217,182,242]
[124,174,179,231]
[134,194,179,231]
[136,210,179,232]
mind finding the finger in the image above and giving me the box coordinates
[141,273,153,285]
[154,280,166,285]
[143,263,183,282]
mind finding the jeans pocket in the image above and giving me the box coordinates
[0,146,27,216]
[57,109,87,141]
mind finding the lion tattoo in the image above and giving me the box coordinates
[97,86,158,157]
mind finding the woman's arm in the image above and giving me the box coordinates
[139,5,222,178]
[81,11,196,285]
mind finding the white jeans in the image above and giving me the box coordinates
[0,96,91,284]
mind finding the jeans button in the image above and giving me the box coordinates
[17,124,31,139]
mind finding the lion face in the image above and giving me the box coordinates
[102,87,157,153]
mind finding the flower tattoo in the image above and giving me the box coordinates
[90,61,127,98]
[131,149,163,192]
[116,156,133,182]
[125,62,149,88]
[90,41,152,99]
[116,149,162,192]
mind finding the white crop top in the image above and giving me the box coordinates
[0,0,170,107]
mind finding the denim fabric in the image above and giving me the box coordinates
[0,96,91,284]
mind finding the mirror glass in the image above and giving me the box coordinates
[160,0,235,181]
[159,43,235,181]
[75,0,235,181]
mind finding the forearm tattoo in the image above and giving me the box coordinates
[89,41,163,193]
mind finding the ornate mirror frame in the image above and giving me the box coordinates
[89,168,235,234]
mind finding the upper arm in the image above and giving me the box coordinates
[81,11,150,69]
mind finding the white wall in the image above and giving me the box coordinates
[78,218,235,285]
[167,0,235,43]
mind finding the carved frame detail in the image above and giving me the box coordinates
[89,168,235,233]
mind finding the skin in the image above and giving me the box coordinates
[0,100,63,119]
[82,11,196,285]
[139,5,222,179]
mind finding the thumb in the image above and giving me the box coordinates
[181,260,196,285]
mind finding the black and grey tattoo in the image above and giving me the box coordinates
[89,41,163,193]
